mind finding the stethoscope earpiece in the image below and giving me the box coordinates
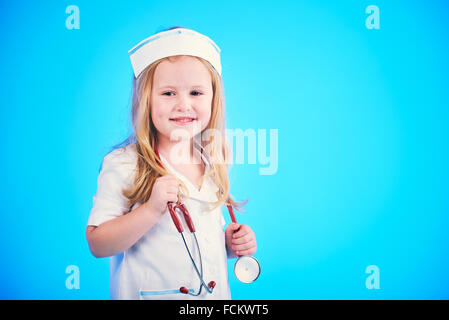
[179,286,189,294]
[179,281,215,295]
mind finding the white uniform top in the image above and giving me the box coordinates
[87,142,231,300]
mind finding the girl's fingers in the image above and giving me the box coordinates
[166,193,178,203]
[236,249,256,256]
[233,226,253,240]
[164,174,178,180]
[231,234,253,245]
[167,185,180,194]
[228,223,240,231]
[232,239,256,252]
[235,244,257,256]
[166,188,178,195]
[161,176,180,186]
[164,181,180,190]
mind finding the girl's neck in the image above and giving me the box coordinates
[157,136,197,166]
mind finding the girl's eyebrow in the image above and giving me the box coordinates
[157,85,208,90]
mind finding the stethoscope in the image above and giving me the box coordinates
[155,146,261,296]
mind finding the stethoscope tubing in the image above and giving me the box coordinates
[180,231,212,295]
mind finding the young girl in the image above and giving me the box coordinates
[86,27,257,300]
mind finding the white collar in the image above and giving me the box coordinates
[158,141,219,204]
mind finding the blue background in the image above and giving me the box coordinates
[0,0,448,299]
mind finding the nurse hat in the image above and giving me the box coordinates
[128,27,222,78]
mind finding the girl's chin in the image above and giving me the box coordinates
[168,121,202,135]
[164,129,201,142]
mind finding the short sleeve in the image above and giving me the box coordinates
[87,148,137,227]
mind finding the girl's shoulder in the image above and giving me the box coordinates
[106,143,138,162]
[100,143,138,173]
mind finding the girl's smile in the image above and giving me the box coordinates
[169,116,199,126]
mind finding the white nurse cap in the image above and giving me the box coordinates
[128,28,222,78]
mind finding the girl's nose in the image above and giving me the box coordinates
[175,94,192,112]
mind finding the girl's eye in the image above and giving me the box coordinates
[162,91,202,96]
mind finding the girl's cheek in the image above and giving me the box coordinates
[199,112,212,128]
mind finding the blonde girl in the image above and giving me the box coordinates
[86,27,257,299]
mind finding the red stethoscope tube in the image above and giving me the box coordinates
[168,202,195,233]
[168,199,236,232]
[227,203,237,224]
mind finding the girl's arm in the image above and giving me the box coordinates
[86,174,180,258]
[86,202,162,258]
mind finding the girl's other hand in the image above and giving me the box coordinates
[225,223,257,257]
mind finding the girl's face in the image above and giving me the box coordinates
[150,55,213,144]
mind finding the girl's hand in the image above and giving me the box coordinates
[145,175,180,215]
[225,223,257,257]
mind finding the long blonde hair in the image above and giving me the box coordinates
[113,52,246,213]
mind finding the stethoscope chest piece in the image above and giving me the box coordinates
[234,255,260,283]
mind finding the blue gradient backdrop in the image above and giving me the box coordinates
[0,0,448,299]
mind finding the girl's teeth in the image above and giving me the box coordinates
[174,118,193,122]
